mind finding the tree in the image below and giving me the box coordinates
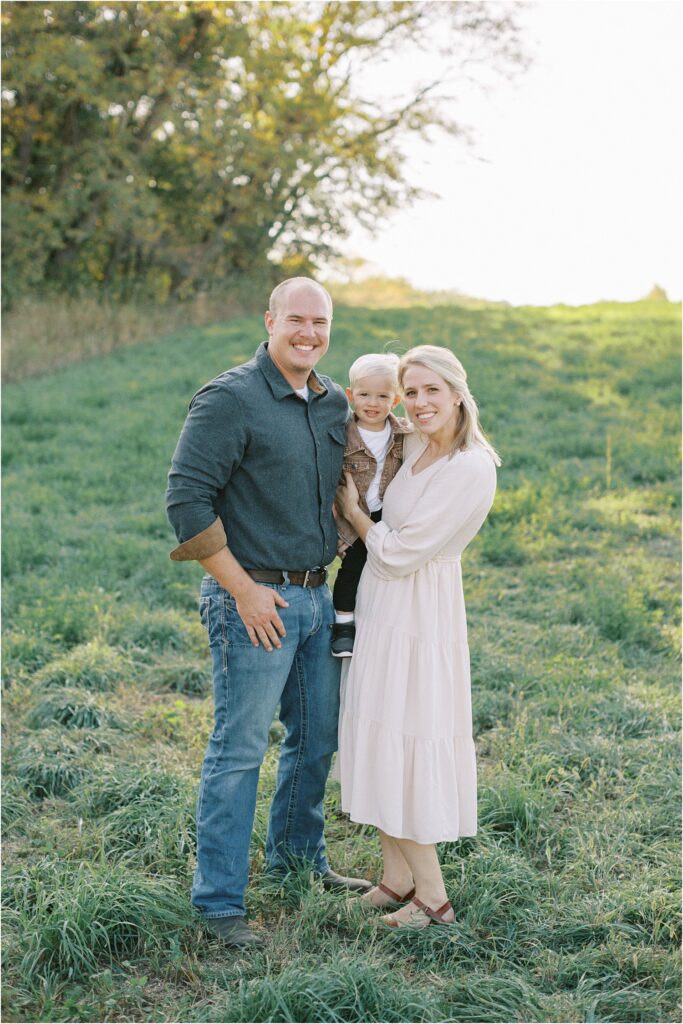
[644,284,669,302]
[1,1,527,304]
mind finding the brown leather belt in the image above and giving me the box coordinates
[246,568,327,588]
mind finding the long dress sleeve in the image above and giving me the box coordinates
[364,446,496,580]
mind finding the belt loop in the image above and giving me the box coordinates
[281,570,290,587]
[302,569,310,588]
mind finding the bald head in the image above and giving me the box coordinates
[264,277,333,389]
[268,277,333,320]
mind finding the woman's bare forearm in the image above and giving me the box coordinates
[346,505,373,543]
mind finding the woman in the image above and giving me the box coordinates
[336,345,499,929]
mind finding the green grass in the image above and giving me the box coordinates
[4,861,193,979]
[2,299,681,1022]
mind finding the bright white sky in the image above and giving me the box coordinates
[341,0,682,306]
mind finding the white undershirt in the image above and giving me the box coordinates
[358,421,392,512]
[294,384,310,401]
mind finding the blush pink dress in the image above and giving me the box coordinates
[337,440,496,843]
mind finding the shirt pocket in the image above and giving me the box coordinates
[328,426,347,448]
[344,455,372,474]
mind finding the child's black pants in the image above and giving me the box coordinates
[333,509,383,612]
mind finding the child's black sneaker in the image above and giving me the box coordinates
[331,622,355,658]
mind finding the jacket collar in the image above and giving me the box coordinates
[345,411,414,453]
[256,342,327,400]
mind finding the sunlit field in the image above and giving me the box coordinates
[2,300,680,1023]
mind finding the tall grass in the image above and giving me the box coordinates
[2,286,267,382]
[14,731,90,799]
[5,861,193,980]
[33,641,131,691]
[2,299,680,1022]
[27,688,121,730]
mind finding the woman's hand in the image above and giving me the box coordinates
[336,472,375,544]
[337,537,351,558]
[336,471,361,521]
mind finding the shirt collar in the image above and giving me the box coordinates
[256,342,328,400]
[345,411,414,452]
[387,411,415,436]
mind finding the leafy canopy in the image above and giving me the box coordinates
[2,1,524,303]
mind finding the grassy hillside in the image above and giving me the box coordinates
[2,300,681,1023]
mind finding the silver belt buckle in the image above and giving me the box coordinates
[302,569,310,588]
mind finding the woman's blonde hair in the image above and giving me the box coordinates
[398,345,501,465]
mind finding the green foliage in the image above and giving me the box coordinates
[2,631,56,679]
[101,607,205,658]
[34,641,131,691]
[1,2,524,304]
[94,796,196,876]
[478,782,548,845]
[4,860,192,981]
[1,778,34,834]
[4,587,98,649]
[142,657,212,696]
[328,268,503,310]
[75,762,191,818]
[213,958,447,1023]
[27,688,123,731]
[478,521,527,565]
[2,299,680,1022]
[567,571,664,650]
[14,731,89,798]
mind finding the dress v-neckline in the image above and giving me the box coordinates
[410,441,449,477]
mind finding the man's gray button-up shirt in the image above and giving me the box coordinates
[166,342,349,570]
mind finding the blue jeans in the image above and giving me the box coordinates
[191,575,341,919]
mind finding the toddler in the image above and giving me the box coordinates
[332,352,413,656]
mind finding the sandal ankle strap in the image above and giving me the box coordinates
[377,882,416,903]
[411,897,453,922]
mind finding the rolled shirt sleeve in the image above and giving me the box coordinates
[169,516,227,561]
[166,383,248,556]
[365,448,496,580]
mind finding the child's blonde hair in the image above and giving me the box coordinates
[348,352,400,390]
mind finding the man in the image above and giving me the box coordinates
[166,277,371,947]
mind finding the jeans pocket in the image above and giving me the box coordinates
[199,596,210,631]
[199,592,226,648]
[223,596,253,647]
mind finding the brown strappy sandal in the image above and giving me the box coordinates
[381,897,455,929]
[362,882,417,909]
